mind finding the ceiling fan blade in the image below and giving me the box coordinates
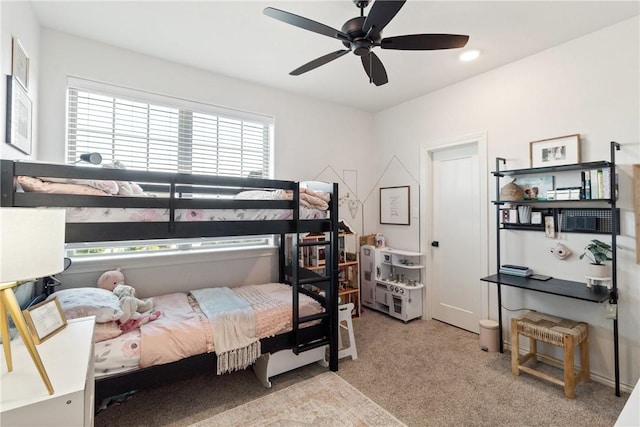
[264,7,349,41]
[361,52,388,86]
[290,50,350,76]
[362,0,407,36]
[381,34,469,50]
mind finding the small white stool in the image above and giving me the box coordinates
[337,303,358,360]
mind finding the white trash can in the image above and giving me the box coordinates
[479,319,499,352]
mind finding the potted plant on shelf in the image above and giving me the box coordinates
[579,239,613,278]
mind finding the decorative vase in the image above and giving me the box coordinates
[499,180,524,201]
[588,263,609,278]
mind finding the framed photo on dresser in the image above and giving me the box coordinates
[23,297,67,344]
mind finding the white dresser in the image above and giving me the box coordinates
[1,316,95,426]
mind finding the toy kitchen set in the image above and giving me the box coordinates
[360,246,424,322]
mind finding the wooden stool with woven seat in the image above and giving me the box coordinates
[511,311,590,398]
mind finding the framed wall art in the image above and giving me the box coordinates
[22,297,67,344]
[530,134,580,168]
[6,75,33,155]
[12,37,30,90]
[380,185,410,225]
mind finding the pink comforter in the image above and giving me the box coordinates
[138,284,323,369]
[139,293,212,368]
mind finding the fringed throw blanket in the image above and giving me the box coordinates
[191,287,261,374]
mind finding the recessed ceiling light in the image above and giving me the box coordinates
[459,50,480,62]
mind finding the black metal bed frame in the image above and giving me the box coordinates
[0,159,339,408]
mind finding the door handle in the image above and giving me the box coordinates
[431,241,439,247]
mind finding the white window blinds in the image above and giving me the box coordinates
[64,78,274,258]
[66,78,273,178]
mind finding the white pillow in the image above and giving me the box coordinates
[48,287,123,323]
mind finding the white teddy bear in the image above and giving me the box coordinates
[112,284,154,323]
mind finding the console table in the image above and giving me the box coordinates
[484,142,621,397]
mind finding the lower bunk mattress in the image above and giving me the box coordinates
[93,282,323,378]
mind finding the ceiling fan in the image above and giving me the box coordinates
[263,0,470,86]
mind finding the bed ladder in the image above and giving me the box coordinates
[291,238,333,354]
[291,236,338,370]
[280,183,339,370]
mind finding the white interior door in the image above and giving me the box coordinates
[427,140,486,332]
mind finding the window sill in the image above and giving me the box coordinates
[66,245,278,274]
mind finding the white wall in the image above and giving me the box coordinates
[372,17,640,389]
[1,1,39,160]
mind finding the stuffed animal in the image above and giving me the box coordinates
[103,160,149,196]
[119,310,161,333]
[113,284,154,323]
[97,268,154,323]
[97,267,125,292]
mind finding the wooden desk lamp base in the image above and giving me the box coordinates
[0,282,54,395]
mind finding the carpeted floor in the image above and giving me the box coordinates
[95,308,630,426]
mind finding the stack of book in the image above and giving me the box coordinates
[499,264,533,277]
[581,167,616,200]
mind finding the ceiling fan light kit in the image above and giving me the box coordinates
[264,0,470,86]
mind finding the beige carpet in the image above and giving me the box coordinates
[95,309,629,426]
[188,371,406,427]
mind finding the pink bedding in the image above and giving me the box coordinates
[17,175,110,196]
[17,176,331,208]
[139,293,212,368]
[17,176,331,222]
[98,283,324,375]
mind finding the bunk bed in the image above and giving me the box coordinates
[0,159,340,408]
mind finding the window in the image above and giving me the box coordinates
[65,77,274,257]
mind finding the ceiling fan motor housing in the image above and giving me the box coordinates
[341,16,382,56]
[352,0,370,9]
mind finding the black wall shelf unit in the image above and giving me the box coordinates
[482,141,621,397]
[500,207,620,234]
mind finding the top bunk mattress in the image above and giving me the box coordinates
[15,175,330,222]
[2,160,338,241]
[58,205,327,223]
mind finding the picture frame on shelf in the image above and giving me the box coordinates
[12,37,29,91]
[380,185,410,225]
[531,211,543,225]
[22,297,67,345]
[544,216,556,238]
[514,176,554,200]
[6,75,33,154]
[530,134,580,168]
